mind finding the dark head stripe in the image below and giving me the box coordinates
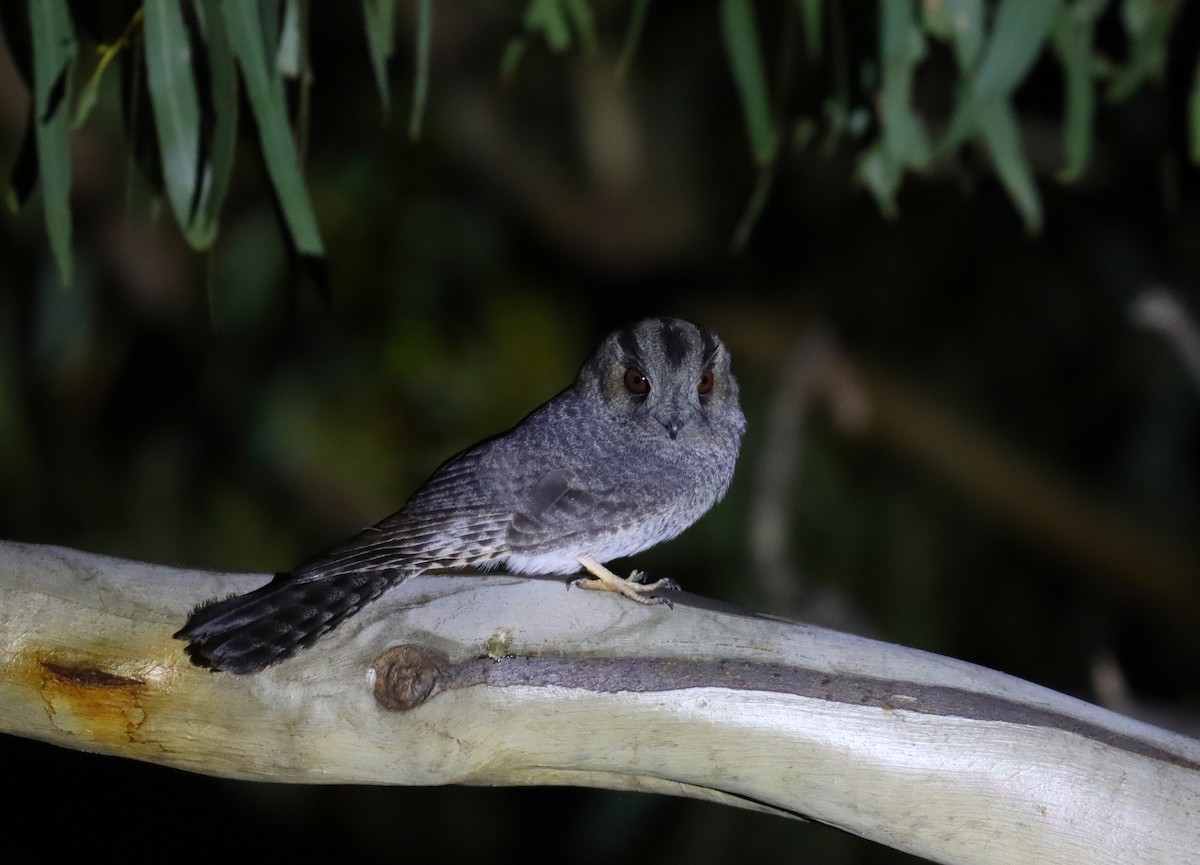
[658,318,690,367]
[698,327,718,366]
[617,326,643,365]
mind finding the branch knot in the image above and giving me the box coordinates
[372,644,451,711]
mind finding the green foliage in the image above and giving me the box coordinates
[408,0,432,141]
[1052,0,1107,182]
[3,0,1200,283]
[1109,0,1183,100]
[502,0,598,80]
[616,0,651,81]
[857,0,931,219]
[939,0,1063,233]
[1193,53,1200,164]
[28,0,75,285]
[362,0,396,111]
[721,0,777,168]
[221,0,322,257]
[144,0,214,248]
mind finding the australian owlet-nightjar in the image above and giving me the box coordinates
[176,317,746,673]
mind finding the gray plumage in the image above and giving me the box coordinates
[176,317,746,673]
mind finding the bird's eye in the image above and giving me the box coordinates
[698,369,715,395]
[623,367,650,395]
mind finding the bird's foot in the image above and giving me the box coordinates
[569,555,679,607]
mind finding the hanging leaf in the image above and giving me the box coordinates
[923,0,984,71]
[525,0,571,52]
[278,0,312,161]
[1052,0,1107,182]
[797,0,822,61]
[500,37,526,83]
[979,99,1041,232]
[220,0,324,257]
[409,0,432,141]
[193,0,238,237]
[276,0,305,78]
[616,0,651,81]
[120,23,166,195]
[720,0,776,167]
[1191,50,1200,165]
[362,0,398,112]
[858,0,929,217]
[504,0,599,82]
[561,0,596,55]
[29,0,77,285]
[0,0,37,208]
[934,0,1061,232]
[259,0,282,51]
[857,148,898,219]
[1109,0,1183,100]
[973,0,1061,99]
[144,0,213,248]
[879,0,930,169]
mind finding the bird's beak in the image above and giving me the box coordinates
[657,413,687,440]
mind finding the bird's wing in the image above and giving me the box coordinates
[504,463,657,555]
[289,447,511,581]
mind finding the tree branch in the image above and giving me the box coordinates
[1,540,1196,864]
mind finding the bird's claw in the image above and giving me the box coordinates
[570,556,681,607]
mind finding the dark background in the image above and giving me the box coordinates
[2,4,1198,864]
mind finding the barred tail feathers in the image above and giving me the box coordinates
[174,567,408,674]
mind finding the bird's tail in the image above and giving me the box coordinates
[174,568,406,674]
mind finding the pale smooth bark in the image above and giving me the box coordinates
[1,540,1197,865]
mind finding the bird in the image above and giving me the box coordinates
[175,316,746,673]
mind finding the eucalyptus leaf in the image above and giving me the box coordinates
[857,145,900,219]
[720,0,777,167]
[923,0,984,71]
[798,0,822,61]
[525,0,571,52]
[1052,0,1108,182]
[1108,0,1183,100]
[561,0,596,55]
[500,36,526,82]
[617,0,651,81]
[932,0,1060,231]
[259,0,282,55]
[409,0,432,141]
[1191,50,1200,165]
[277,0,304,78]
[973,0,1061,99]
[362,0,398,112]
[220,0,324,257]
[29,0,77,285]
[879,0,930,174]
[979,99,1041,233]
[193,0,239,236]
[859,0,930,218]
[144,0,212,248]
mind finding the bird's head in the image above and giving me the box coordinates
[582,317,745,447]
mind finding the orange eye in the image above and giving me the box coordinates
[698,369,714,395]
[623,368,650,395]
